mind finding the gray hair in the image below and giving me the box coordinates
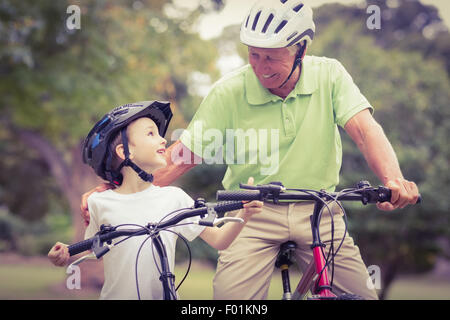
[287,42,305,56]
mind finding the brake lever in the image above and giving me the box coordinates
[239,182,286,204]
[198,203,218,227]
[239,183,257,190]
[239,182,286,192]
[212,217,244,227]
[68,252,97,269]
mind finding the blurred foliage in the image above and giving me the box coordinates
[0,0,220,147]
[0,127,67,221]
[315,0,450,73]
[0,0,220,253]
[309,0,450,298]
[0,206,72,255]
[0,1,219,208]
[0,0,449,298]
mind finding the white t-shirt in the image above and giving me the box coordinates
[85,184,206,300]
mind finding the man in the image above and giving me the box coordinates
[81,0,419,299]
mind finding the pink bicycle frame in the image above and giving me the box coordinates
[291,245,336,299]
[292,200,337,299]
[312,246,336,298]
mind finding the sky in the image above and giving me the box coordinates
[195,0,450,40]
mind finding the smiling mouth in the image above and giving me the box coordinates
[157,149,165,154]
[262,73,277,79]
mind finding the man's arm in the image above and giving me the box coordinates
[344,109,420,211]
[152,140,201,187]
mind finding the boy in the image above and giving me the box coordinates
[48,101,263,299]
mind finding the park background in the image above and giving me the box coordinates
[0,0,449,300]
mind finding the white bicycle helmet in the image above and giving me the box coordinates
[240,0,315,49]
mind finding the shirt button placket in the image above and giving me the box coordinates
[282,102,295,137]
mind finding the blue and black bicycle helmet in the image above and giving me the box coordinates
[82,100,173,185]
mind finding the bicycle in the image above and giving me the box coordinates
[66,199,246,300]
[216,180,422,300]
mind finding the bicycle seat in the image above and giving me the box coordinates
[275,241,297,268]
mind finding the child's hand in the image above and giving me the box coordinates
[240,177,263,222]
[48,242,70,267]
[241,200,263,221]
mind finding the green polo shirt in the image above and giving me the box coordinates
[179,55,373,191]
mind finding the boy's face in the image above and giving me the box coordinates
[124,117,167,172]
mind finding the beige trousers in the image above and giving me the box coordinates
[213,201,378,300]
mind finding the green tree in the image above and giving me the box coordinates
[0,0,220,286]
[314,0,450,74]
[309,19,449,299]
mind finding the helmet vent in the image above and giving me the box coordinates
[280,0,288,4]
[274,20,287,34]
[293,3,304,12]
[245,14,250,28]
[286,31,298,41]
[252,11,261,31]
[261,13,274,33]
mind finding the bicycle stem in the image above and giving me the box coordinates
[151,232,177,300]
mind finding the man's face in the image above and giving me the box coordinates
[248,46,296,89]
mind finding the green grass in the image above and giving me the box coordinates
[0,264,69,299]
[1,258,449,300]
[174,261,304,300]
[385,274,450,300]
[176,262,450,300]
[0,263,98,299]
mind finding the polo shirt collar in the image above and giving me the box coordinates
[245,55,318,106]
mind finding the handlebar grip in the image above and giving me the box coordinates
[216,190,261,201]
[68,238,94,256]
[213,201,245,214]
[417,195,422,204]
[378,188,422,204]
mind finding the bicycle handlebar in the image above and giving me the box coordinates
[68,200,245,257]
[68,228,148,256]
[216,181,422,205]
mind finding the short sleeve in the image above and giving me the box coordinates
[84,196,100,239]
[179,85,228,160]
[331,59,374,128]
[172,188,205,241]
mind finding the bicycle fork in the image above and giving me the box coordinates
[275,241,297,300]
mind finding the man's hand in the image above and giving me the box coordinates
[376,178,420,211]
[80,183,115,226]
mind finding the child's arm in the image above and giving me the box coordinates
[48,242,70,267]
[199,199,263,250]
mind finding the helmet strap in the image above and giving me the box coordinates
[115,127,154,184]
[278,43,306,89]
